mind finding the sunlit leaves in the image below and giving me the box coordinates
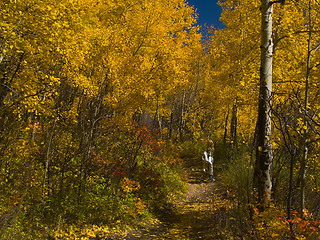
[0,0,202,238]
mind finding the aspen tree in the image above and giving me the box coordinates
[255,0,273,208]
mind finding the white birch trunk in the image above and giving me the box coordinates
[255,0,273,208]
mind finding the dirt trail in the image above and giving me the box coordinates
[119,158,228,240]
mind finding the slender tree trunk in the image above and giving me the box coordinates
[254,0,273,208]
[229,102,238,160]
[78,68,107,204]
[230,102,238,148]
[223,108,230,143]
[288,153,296,239]
[169,103,174,139]
[42,119,56,196]
[178,91,186,140]
[300,0,312,217]
[156,101,163,135]
[153,98,159,130]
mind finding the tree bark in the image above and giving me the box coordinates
[288,153,296,239]
[178,91,186,140]
[300,0,312,218]
[223,108,230,143]
[230,102,238,148]
[42,119,56,196]
[254,0,273,208]
[229,102,238,160]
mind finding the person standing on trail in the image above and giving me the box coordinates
[202,139,215,181]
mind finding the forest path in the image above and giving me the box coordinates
[118,158,230,240]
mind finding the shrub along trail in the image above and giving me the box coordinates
[117,158,234,240]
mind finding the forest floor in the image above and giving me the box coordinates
[107,158,235,240]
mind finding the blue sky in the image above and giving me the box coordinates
[187,0,224,29]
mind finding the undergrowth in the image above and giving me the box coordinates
[0,126,186,239]
[215,140,320,239]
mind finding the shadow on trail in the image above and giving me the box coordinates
[111,157,230,240]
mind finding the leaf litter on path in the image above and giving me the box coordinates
[117,158,233,240]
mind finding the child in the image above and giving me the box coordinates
[202,139,215,180]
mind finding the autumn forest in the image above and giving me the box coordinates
[1,0,320,239]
